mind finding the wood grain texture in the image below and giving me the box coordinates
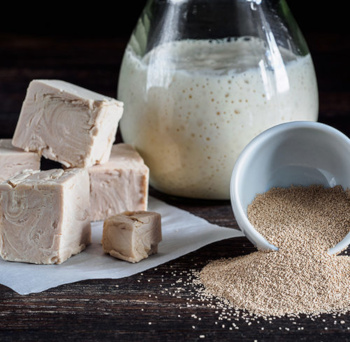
[0,25,349,341]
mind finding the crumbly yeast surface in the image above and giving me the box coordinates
[199,185,350,317]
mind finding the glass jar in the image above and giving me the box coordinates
[117,0,319,200]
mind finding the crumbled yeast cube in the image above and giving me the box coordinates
[0,168,91,264]
[0,139,40,182]
[12,79,124,168]
[88,143,149,221]
[102,211,162,263]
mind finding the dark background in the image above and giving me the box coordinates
[0,2,346,36]
[0,1,349,138]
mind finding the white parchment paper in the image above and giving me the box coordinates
[0,196,244,295]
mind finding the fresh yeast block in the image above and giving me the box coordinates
[102,211,162,263]
[0,168,91,264]
[89,144,149,221]
[0,139,40,182]
[12,79,124,168]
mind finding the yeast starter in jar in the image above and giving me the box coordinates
[117,1,318,200]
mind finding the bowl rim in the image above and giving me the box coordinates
[230,120,350,255]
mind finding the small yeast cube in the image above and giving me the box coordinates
[102,211,162,263]
[0,139,40,182]
[12,79,124,168]
[0,168,91,264]
[89,144,149,221]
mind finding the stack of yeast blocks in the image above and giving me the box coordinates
[0,79,160,265]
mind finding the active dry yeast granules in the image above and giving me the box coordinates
[199,185,350,317]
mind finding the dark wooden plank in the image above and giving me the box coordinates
[1,234,350,341]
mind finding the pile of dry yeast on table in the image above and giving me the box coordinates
[199,185,350,317]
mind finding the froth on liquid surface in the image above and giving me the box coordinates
[118,37,318,199]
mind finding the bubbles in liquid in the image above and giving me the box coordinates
[118,37,318,199]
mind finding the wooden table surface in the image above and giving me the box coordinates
[0,3,349,341]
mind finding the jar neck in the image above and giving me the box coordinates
[137,0,307,57]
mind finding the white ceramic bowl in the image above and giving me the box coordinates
[230,121,350,255]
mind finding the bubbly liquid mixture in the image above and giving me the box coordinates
[118,37,318,199]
